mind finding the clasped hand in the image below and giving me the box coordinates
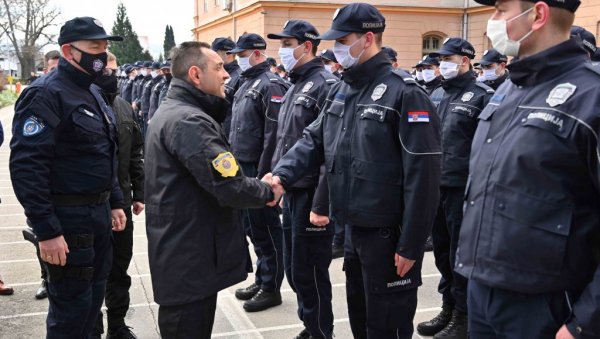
[261,173,284,207]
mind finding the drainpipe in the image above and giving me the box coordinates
[232,0,237,39]
[462,0,469,40]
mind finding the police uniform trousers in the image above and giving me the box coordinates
[94,207,134,335]
[45,203,113,339]
[282,189,334,339]
[432,186,468,313]
[344,225,422,339]
[468,280,575,339]
[332,221,345,247]
[158,294,218,339]
[239,161,284,292]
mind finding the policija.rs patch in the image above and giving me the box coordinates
[212,152,239,177]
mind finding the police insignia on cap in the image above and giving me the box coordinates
[333,8,340,20]
[252,79,261,88]
[422,55,427,60]
[23,116,45,137]
[371,83,387,101]
[93,19,104,28]
[224,78,231,85]
[302,81,314,93]
[546,83,577,107]
[212,152,239,177]
[443,38,450,44]
[483,50,490,56]
[461,92,474,102]
[283,20,289,28]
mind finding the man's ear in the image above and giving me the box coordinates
[187,65,201,87]
[61,44,74,61]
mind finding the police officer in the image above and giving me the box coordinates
[571,25,597,59]
[417,37,493,339]
[131,61,149,106]
[381,46,399,69]
[267,3,441,338]
[9,17,127,338]
[92,52,144,339]
[320,49,342,78]
[148,62,171,122]
[413,59,425,85]
[139,62,162,131]
[475,48,509,90]
[457,0,600,338]
[421,55,443,95]
[145,41,281,338]
[228,33,290,312]
[212,37,243,137]
[132,61,152,133]
[267,19,339,339]
[120,65,136,104]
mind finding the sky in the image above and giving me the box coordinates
[44,0,195,59]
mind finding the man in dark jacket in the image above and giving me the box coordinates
[92,52,144,339]
[148,62,171,122]
[145,41,280,339]
[475,49,509,90]
[421,55,443,96]
[417,38,493,339]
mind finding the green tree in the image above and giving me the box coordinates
[163,25,176,58]
[141,50,153,62]
[158,53,164,63]
[109,3,144,64]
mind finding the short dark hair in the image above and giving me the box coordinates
[44,50,60,65]
[170,41,212,80]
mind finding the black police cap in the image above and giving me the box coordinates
[143,61,153,68]
[267,20,321,46]
[211,37,236,51]
[266,57,277,67]
[160,62,171,69]
[320,49,338,63]
[58,17,123,46]
[429,37,476,59]
[474,0,580,12]
[477,49,508,66]
[124,66,134,75]
[228,33,267,54]
[571,26,597,55]
[381,46,398,62]
[421,55,440,66]
[318,3,385,40]
[413,59,424,68]
[151,62,161,69]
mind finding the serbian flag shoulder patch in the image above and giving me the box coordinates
[408,111,430,123]
[271,95,283,103]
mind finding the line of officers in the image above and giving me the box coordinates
[142,1,600,339]
[143,1,600,339]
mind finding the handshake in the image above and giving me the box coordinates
[261,173,284,207]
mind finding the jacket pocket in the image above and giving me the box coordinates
[72,107,105,142]
[489,184,572,276]
[349,158,403,215]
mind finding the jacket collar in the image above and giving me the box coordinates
[342,51,391,88]
[241,61,270,79]
[57,57,94,89]
[425,76,443,91]
[507,38,588,87]
[289,58,324,84]
[224,60,240,74]
[167,78,227,121]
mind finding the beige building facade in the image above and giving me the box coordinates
[193,0,600,70]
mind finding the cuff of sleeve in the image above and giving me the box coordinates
[272,172,289,191]
[132,193,144,203]
[110,200,126,209]
[311,204,329,216]
[396,243,421,261]
[31,216,63,241]
[566,318,584,339]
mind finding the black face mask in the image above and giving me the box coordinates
[70,45,107,78]
[95,73,118,94]
[164,73,173,82]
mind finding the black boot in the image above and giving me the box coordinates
[417,304,453,336]
[235,282,260,300]
[331,244,344,259]
[294,327,313,339]
[243,289,282,312]
[107,326,137,339]
[424,235,434,252]
[35,280,47,300]
[433,310,468,339]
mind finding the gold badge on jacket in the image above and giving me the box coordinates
[212,152,239,177]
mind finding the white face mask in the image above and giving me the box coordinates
[487,8,534,57]
[238,56,251,72]
[140,69,148,77]
[476,75,486,82]
[416,71,424,81]
[422,69,437,83]
[279,44,305,73]
[324,64,333,73]
[439,61,460,80]
[483,68,499,81]
[333,37,365,70]
[150,70,158,78]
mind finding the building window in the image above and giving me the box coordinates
[422,34,444,57]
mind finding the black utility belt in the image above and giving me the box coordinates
[51,190,110,206]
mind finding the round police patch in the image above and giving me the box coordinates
[23,117,45,137]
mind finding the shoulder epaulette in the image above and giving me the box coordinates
[585,63,600,78]
[392,69,418,85]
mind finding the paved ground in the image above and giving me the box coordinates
[0,103,443,338]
